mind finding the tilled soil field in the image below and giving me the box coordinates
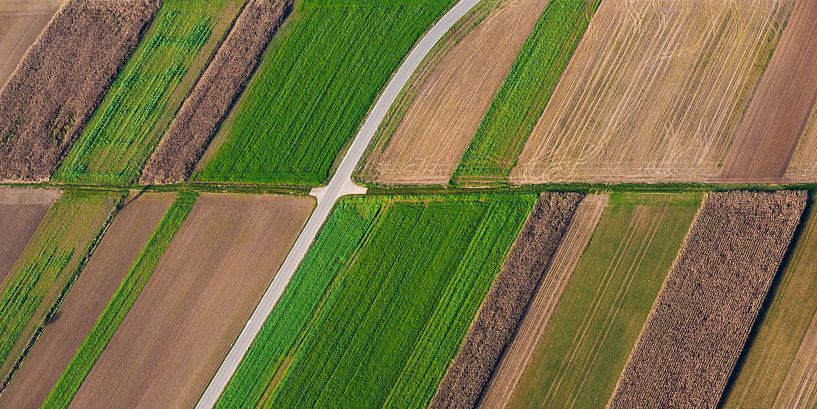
[0,0,62,88]
[140,0,289,185]
[0,0,159,182]
[430,192,581,408]
[609,191,806,409]
[0,188,59,283]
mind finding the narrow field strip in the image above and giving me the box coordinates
[216,194,534,408]
[478,194,608,408]
[787,99,817,181]
[0,191,119,383]
[196,0,456,185]
[511,0,795,184]
[609,191,806,409]
[0,193,175,409]
[55,0,245,185]
[0,0,160,182]
[0,188,60,283]
[773,312,817,408]
[503,193,700,409]
[453,0,601,185]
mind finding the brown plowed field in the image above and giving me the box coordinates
[67,194,313,409]
[0,0,61,87]
[722,0,817,181]
[511,0,794,184]
[478,194,608,408]
[787,101,817,181]
[0,188,60,283]
[0,192,173,409]
[362,0,549,185]
[773,313,817,408]
[431,192,582,409]
[609,191,806,409]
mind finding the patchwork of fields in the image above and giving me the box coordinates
[0,0,61,87]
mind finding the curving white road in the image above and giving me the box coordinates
[195,0,481,407]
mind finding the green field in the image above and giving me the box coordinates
[453,0,601,185]
[196,0,456,186]
[216,194,535,408]
[54,0,242,184]
[42,193,196,409]
[506,193,699,408]
[0,192,118,379]
[720,202,817,408]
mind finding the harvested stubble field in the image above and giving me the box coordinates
[0,188,60,283]
[216,194,534,408]
[786,98,817,181]
[0,0,160,182]
[720,200,817,409]
[0,193,174,409]
[430,192,582,408]
[510,0,795,184]
[361,0,549,185]
[55,0,244,185]
[66,194,312,409]
[478,194,608,408]
[501,193,700,409]
[196,0,456,185]
[0,0,62,87]
[0,191,118,385]
[141,0,290,185]
[454,0,602,185]
[609,191,806,409]
[721,0,817,181]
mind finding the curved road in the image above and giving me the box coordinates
[195,0,481,406]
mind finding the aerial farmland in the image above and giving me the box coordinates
[2,0,817,408]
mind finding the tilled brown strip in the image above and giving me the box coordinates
[0,0,160,182]
[140,0,289,185]
[608,191,807,409]
[429,192,583,409]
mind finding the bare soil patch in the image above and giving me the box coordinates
[0,188,59,284]
[0,193,173,409]
[609,191,806,409]
[0,14,50,88]
[511,0,794,184]
[0,0,159,182]
[722,0,817,182]
[68,194,313,409]
[140,0,289,185]
[362,0,548,185]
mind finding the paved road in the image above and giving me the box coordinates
[195,0,481,407]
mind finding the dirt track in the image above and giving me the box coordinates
[68,194,312,409]
[0,0,61,87]
[0,193,173,409]
[0,188,59,285]
[722,0,817,181]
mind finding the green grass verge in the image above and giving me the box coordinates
[54,0,240,185]
[507,192,699,408]
[453,0,601,184]
[216,193,535,408]
[196,0,456,186]
[41,192,197,409]
[0,192,118,379]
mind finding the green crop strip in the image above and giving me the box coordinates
[196,0,456,186]
[41,192,196,409]
[54,0,239,185]
[454,0,602,185]
[216,194,534,408]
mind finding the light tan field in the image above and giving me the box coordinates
[0,188,59,284]
[362,0,548,185]
[68,194,313,409]
[478,194,608,408]
[0,0,61,87]
[788,101,817,181]
[0,193,173,409]
[511,0,794,184]
[722,0,817,181]
[774,313,817,408]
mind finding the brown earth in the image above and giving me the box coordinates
[0,0,58,88]
[773,312,817,408]
[511,0,795,184]
[430,192,582,409]
[140,0,290,185]
[721,0,817,182]
[362,0,549,185]
[609,191,806,409]
[67,194,313,409]
[0,192,173,409]
[788,100,817,181]
[0,0,159,182]
[477,194,608,408]
[0,188,60,284]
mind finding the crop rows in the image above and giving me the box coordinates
[609,191,806,408]
[0,0,159,182]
